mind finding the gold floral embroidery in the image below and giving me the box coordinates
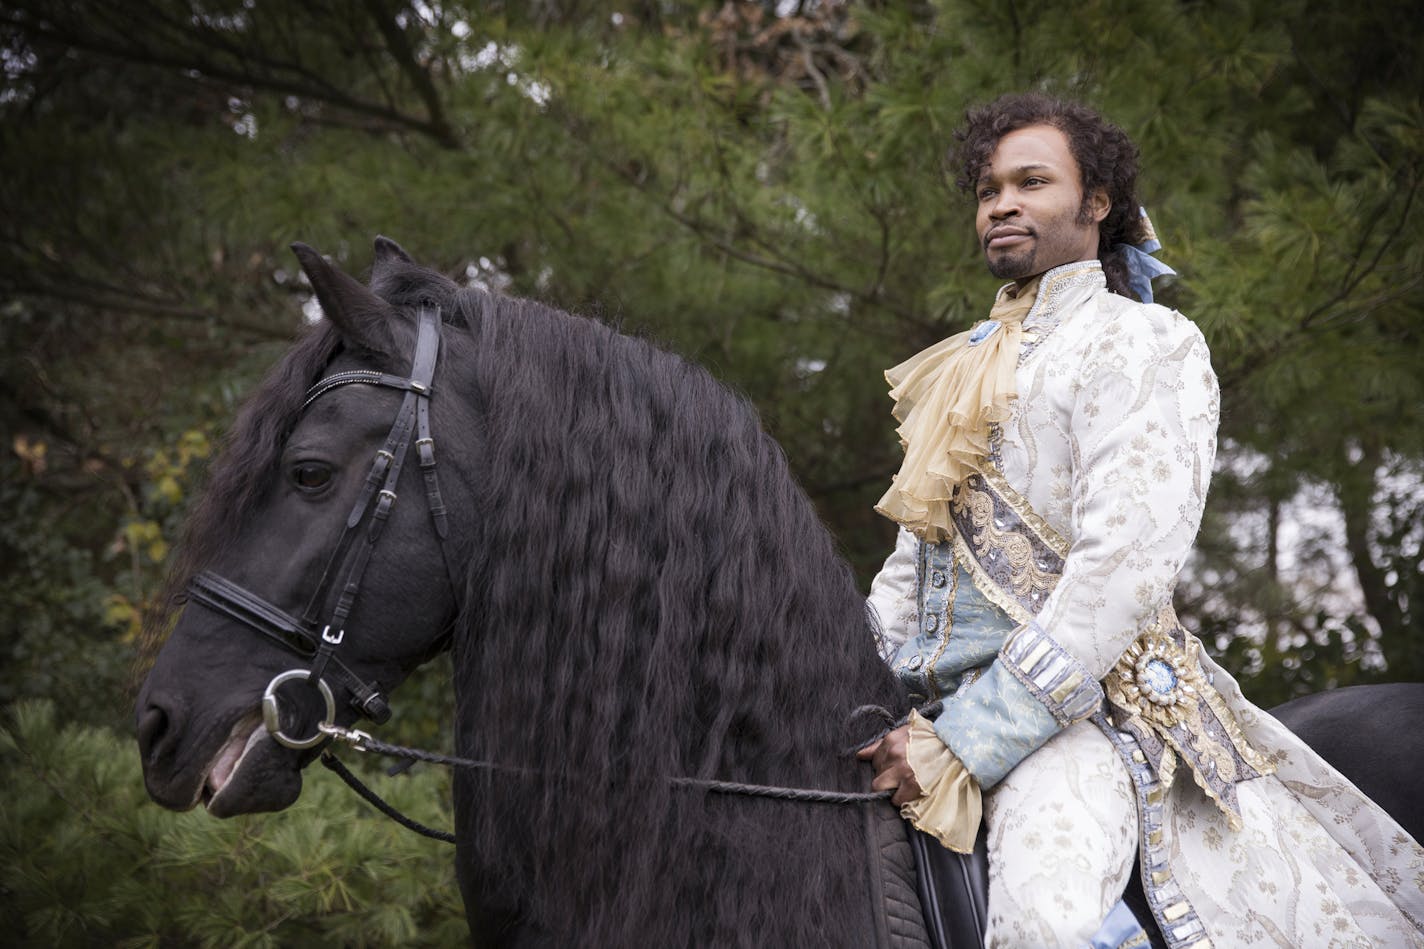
[950,472,1064,623]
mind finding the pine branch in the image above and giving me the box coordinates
[361,0,460,149]
[2,279,294,342]
[0,7,458,147]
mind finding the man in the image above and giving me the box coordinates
[858,93,1424,947]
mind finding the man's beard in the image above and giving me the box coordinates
[985,244,1036,280]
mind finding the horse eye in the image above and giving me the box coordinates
[290,462,333,491]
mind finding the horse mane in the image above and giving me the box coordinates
[370,264,905,944]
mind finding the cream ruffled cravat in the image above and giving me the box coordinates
[874,277,1040,541]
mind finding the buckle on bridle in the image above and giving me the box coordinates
[262,669,338,749]
[321,625,344,645]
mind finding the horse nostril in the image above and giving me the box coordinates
[137,703,176,765]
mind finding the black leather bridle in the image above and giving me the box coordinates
[186,304,457,749]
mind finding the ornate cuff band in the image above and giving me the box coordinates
[1000,621,1104,727]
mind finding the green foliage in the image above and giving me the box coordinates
[0,459,131,727]
[1,701,465,947]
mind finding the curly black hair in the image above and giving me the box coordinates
[951,93,1150,299]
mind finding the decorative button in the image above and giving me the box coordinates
[931,570,946,588]
[924,614,939,633]
[907,655,923,671]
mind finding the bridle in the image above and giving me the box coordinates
[186,303,457,749]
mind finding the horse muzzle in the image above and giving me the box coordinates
[136,689,309,816]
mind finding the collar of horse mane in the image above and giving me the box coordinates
[874,274,1040,542]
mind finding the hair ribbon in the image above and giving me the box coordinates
[1117,207,1176,304]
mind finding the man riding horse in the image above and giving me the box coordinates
[857,93,1424,947]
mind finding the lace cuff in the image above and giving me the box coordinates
[900,710,982,854]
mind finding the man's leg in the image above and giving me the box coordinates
[982,719,1138,947]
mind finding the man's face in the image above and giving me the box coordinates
[974,124,1108,282]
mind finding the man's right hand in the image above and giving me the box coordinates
[856,724,922,806]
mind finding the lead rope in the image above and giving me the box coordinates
[314,701,941,845]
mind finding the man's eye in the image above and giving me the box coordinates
[978,188,997,200]
[290,462,333,491]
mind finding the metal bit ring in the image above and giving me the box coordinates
[261,669,337,749]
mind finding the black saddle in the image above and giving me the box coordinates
[908,826,989,949]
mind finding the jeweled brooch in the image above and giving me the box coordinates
[1110,624,1206,731]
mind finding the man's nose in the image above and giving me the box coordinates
[989,190,1019,219]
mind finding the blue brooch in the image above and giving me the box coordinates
[968,320,1001,346]
[1142,658,1179,697]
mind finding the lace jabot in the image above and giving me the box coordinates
[874,276,1040,541]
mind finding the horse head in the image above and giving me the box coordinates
[136,238,476,817]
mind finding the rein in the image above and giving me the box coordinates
[314,717,902,845]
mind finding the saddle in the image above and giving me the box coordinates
[867,798,987,949]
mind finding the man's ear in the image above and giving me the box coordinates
[291,242,400,357]
[1086,188,1111,225]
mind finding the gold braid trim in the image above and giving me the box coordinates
[951,530,1032,626]
[976,465,1071,559]
[948,465,1067,623]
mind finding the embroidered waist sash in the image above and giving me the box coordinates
[947,468,1273,827]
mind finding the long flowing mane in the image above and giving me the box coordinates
[397,267,905,945]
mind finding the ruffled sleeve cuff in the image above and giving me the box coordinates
[900,710,982,854]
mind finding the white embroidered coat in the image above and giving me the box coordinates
[868,261,1424,946]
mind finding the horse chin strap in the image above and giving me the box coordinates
[187,304,460,750]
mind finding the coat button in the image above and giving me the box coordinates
[925,614,940,633]
[931,570,947,588]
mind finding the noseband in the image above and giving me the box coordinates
[187,304,456,749]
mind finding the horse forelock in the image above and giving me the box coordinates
[439,280,902,942]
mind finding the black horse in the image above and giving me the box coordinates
[137,237,908,946]
[136,238,1422,947]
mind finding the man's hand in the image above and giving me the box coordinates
[856,723,922,806]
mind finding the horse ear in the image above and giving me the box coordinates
[373,235,414,264]
[370,235,415,290]
[291,242,399,357]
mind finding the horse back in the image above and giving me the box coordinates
[1271,682,1424,843]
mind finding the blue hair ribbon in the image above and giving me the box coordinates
[1116,207,1176,304]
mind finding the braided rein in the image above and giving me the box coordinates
[314,709,922,845]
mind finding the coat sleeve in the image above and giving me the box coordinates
[930,310,1220,788]
[867,526,919,661]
